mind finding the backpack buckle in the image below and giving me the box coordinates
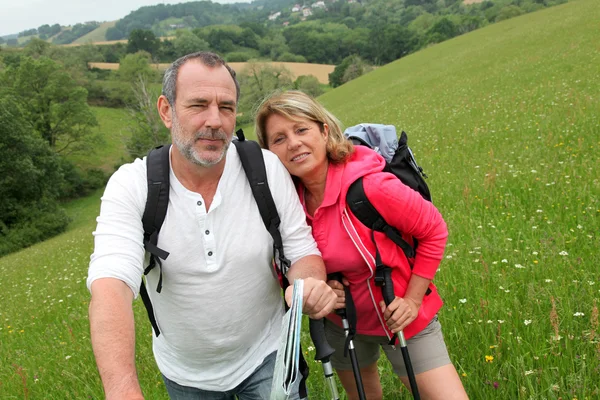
[374,267,386,287]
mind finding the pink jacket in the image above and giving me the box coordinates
[299,146,447,340]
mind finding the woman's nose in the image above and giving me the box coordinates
[287,135,301,150]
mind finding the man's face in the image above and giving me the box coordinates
[169,61,237,167]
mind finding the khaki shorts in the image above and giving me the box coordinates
[324,315,451,377]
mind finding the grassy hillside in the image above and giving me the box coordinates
[66,106,136,172]
[73,21,116,44]
[1,0,598,398]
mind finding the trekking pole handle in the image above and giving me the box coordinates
[328,273,347,319]
[309,319,335,361]
[381,268,408,347]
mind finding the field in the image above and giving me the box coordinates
[66,107,136,172]
[72,21,117,45]
[1,0,598,398]
[89,62,336,84]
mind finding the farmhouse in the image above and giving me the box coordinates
[268,11,281,21]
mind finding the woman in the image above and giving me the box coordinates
[255,91,468,400]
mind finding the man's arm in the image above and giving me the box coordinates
[285,255,337,320]
[89,278,144,400]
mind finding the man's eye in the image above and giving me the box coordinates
[220,106,234,111]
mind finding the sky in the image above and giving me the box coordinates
[0,0,250,37]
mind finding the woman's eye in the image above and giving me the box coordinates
[297,128,308,134]
[273,136,285,144]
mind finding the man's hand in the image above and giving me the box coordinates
[285,277,337,319]
[379,296,421,334]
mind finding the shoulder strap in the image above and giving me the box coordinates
[140,144,171,337]
[234,131,307,395]
[346,177,415,259]
[233,129,291,279]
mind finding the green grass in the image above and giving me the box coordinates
[73,21,116,44]
[1,0,599,398]
[66,106,136,172]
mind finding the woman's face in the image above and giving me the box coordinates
[264,113,329,180]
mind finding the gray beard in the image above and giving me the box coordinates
[172,115,231,167]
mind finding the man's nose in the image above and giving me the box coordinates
[204,105,223,129]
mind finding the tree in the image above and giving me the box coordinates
[173,30,210,58]
[0,98,70,256]
[106,26,125,41]
[366,25,418,65]
[126,75,171,159]
[329,55,372,88]
[237,62,294,124]
[23,37,51,58]
[294,75,324,98]
[495,5,524,22]
[118,51,158,82]
[127,29,160,56]
[0,56,100,154]
[425,17,459,45]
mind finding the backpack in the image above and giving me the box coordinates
[344,124,432,295]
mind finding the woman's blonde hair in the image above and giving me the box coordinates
[254,90,354,164]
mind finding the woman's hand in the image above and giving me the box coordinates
[326,277,348,310]
[379,297,421,333]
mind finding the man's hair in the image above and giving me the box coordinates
[162,51,240,106]
[254,90,354,164]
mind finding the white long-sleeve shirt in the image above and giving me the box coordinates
[87,144,320,391]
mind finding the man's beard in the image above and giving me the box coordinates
[171,113,232,167]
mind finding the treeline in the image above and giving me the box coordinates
[0,37,326,255]
[106,1,250,40]
[0,43,108,256]
[71,0,565,69]
[10,22,100,45]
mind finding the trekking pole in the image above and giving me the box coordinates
[381,268,421,400]
[309,319,340,400]
[330,274,366,400]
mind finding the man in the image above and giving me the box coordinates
[87,51,337,399]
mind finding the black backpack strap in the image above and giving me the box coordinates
[140,144,172,337]
[234,129,308,396]
[347,178,415,259]
[233,129,291,277]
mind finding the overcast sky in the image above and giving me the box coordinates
[0,0,250,36]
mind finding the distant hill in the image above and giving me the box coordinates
[73,21,117,44]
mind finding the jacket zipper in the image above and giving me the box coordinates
[341,208,392,341]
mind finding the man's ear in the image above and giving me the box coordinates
[157,95,173,129]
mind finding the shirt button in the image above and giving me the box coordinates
[205,230,210,235]
[208,251,213,256]
[197,200,203,206]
